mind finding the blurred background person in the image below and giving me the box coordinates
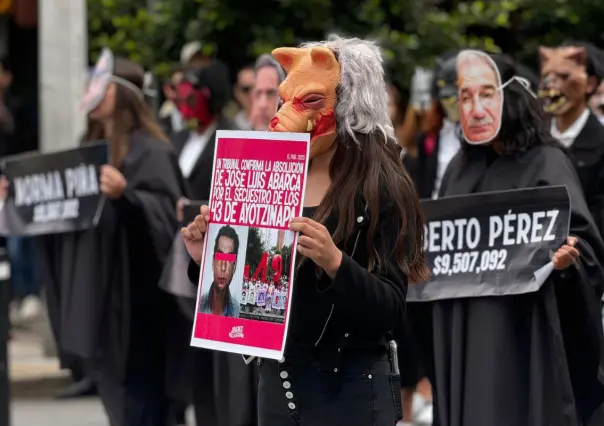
[164,59,260,426]
[249,54,285,131]
[180,41,212,70]
[2,54,43,329]
[232,64,255,129]
[159,64,185,135]
[41,54,183,426]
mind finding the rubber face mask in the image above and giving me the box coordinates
[456,50,503,145]
[269,46,340,158]
[175,81,213,130]
[81,48,114,114]
[538,46,588,116]
[439,97,459,122]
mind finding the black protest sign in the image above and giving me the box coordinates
[407,186,570,302]
[0,142,108,236]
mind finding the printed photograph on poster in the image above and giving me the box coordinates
[457,50,503,145]
[198,224,249,318]
[240,228,294,324]
[191,130,310,360]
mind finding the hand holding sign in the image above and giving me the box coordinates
[182,205,210,265]
[289,217,342,279]
[100,165,127,199]
[552,236,580,270]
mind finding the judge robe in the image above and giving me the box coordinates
[566,113,604,238]
[429,144,604,426]
[163,117,259,426]
[41,133,183,426]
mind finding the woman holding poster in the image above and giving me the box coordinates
[183,36,429,426]
[40,49,183,426]
[427,50,604,425]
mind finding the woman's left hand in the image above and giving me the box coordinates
[100,164,127,199]
[553,236,580,270]
[289,217,342,279]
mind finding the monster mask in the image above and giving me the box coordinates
[538,46,591,115]
[269,46,340,158]
[433,54,459,122]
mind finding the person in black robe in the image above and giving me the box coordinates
[538,42,604,238]
[161,60,259,426]
[428,50,604,426]
[41,56,183,426]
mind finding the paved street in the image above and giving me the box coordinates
[12,397,107,426]
[12,398,198,426]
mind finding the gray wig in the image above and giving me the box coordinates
[299,36,395,147]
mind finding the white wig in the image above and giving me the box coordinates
[299,36,395,147]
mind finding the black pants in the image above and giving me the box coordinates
[258,352,402,426]
[95,371,169,426]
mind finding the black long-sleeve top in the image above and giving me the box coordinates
[188,196,408,370]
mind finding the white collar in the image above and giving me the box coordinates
[550,109,590,147]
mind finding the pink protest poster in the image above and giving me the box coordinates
[191,130,310,359]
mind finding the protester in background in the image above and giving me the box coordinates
[539,41,604,237]
[386,77,434,426]
[249,54,285,131]
[0,56,42,329]
[233,64,255,129]
[432,50,604,426]
[387,79,417,160]
[159,64,185,135]
[40,52,182,426]
[180,41,211,69]
[165,60,260,426]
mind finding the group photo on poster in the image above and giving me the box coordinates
[240,228,293,323]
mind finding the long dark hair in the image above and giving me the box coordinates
[462,53,562,157]
[84,57,169,167]
[313,132,430,283]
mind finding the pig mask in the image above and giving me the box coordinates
[269,46,340,158]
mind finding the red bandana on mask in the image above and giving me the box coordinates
[175,81,213,129]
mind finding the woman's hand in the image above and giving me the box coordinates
[0,176,8,201]
[553,236,580,270]
[289,217,342,279]
[181,205,210,265]
[100,165,127,199]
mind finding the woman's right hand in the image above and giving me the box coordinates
[0,176,9,201]
[181,205,210,265]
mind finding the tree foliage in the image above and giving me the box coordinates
[88,0,604,95]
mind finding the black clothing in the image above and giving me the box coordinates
[428,144,604,426]
[567,113,604,238]
[188,197,407,423]
[42,132,182,426]
[404,132,439,199]
[188,200,408,370]
[258,352,401,426]
[166,117,260,426]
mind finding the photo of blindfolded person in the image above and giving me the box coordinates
[198,224,247,317]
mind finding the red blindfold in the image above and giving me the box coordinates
[214,252,237,263]
[175,81,213,127]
